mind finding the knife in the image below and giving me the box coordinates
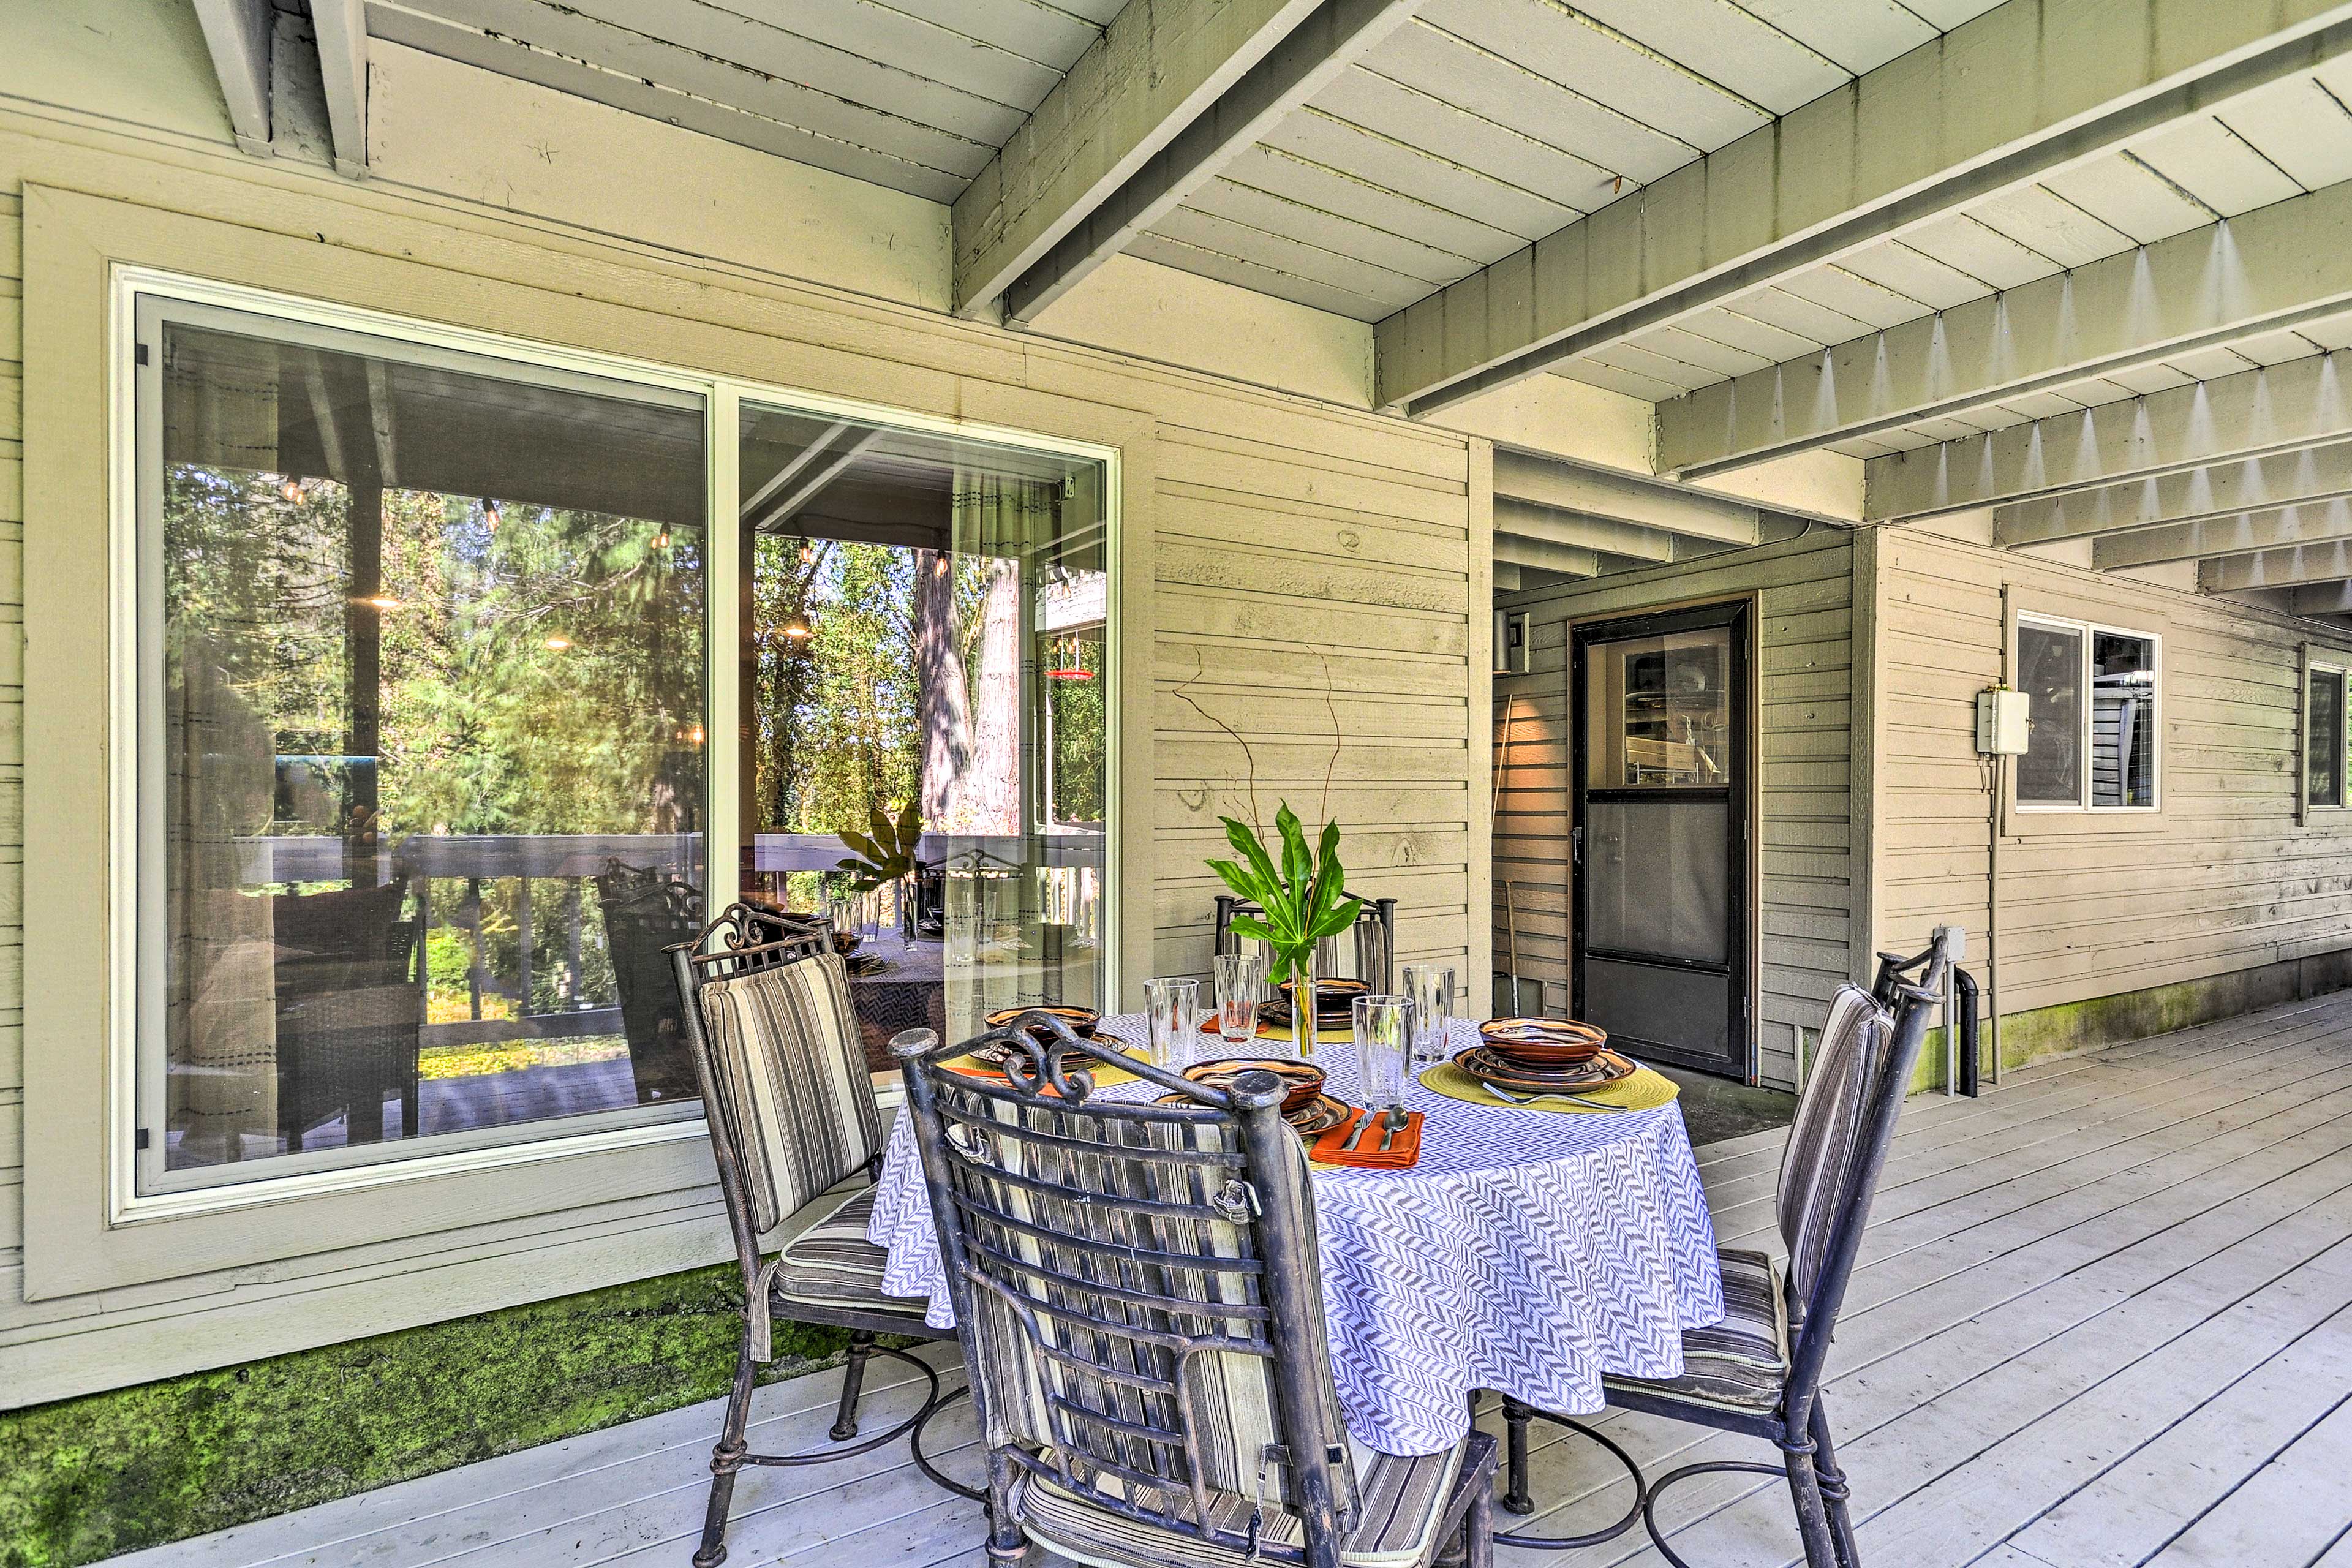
[1341,1106,1378,1152]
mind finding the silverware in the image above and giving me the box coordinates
[1341,1106,1379,1152]
[1374,1105,1408,1153]
[1478,1079,1619,1111]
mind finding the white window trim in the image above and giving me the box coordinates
[2012,609,2162,814]
[108,265,1123,1223]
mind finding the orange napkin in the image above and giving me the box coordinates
[1310,1107,1423,1169]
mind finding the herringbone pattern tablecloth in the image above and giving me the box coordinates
[868,1015,1726,1455]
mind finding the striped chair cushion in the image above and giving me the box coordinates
[936,1075,1349,1520]
[1604,1247,1789,1414]
[767,1177,928,1316]
[1777,985,1891,1308]
[698,951,884,1238]
[1014,1437,1465,1568]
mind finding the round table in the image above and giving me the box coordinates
[867,1014,1726,1457]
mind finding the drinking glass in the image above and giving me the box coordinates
[1142,978,1200,1071]
[1351,993,1413,1111]
[1402,963,1457,1067]
[1214,952,1265,1046]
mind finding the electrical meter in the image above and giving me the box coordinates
[1975,686,2030,755]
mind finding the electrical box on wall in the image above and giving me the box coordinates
[1976,686,2030,755]
[1496,609,1529,676]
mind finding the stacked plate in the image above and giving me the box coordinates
[967,1005,1101,1068]
[1159,1058,1351,1138]
[1455,1017,1637,1095]
[1260,976,1370,1030]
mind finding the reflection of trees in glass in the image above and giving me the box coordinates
[1045,626,1105,824]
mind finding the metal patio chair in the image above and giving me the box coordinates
[1213,892,1400,992]
[891,1011,1499,1568]
[1492,943,1945,1566]
[669,903,973,1568]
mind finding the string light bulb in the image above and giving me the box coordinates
[652,529,670,549]
[281,477,306,503]
[799,541,815,564]
[545,635,572,651]
[780,611,813,641]
[352,594,402,612]
[483,497,502,531]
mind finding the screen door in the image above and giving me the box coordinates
[1570,601,1751,1078]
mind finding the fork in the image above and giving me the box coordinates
[1478,1079,1620,1112]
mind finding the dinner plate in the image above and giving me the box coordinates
[1156,1090,1354,1138]
[1452,1045,1637,1095]
[1477,1017,1607,1066]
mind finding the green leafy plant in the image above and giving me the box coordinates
[834,799,923,892]
[1205,801,1362,984]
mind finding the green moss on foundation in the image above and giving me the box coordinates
[0,1264,851,1567]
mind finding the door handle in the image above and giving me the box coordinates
[1570,824,1584,866]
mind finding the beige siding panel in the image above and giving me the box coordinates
[1493,530,1856,1091]
[0,113,1478,1403]
[1874,529,2352,1047]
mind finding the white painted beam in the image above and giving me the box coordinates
[994,0,1418,323]
[1379,2,2352,415]
[1493,561,1521,594]
[2229,581,2352,615]
[1495,497,1674,564]
[192,0,274,157]
[2095,496,2352,568]
[2201,541,2352,592]
[1494,535,1602,578]
[1493,448,1762,545]
[2000,440,2352,547]
[1867,348,2352,521]
[1661,178,2352,478]
[312,0,369,178]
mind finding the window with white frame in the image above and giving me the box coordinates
[125,276,1115,1200]
[2308,657,2347,812]
[2015,613,2159,811]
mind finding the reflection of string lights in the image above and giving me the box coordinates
[280,477,306,503]
[780,611,813,640]
[352,594,402,612]
[933,554,949,577]
[653,529,670,549]
[1044,631,1094,681]
[545,635,572,650]
[483,497,502,531]
[799,541,815,564]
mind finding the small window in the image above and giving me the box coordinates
[2016,613,2160,812]
[2309,662,2346,812]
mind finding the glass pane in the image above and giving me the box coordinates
[148,309,706,1188]
[2312,669,2345,810]
[2016,623,2084,804]
[2090,631,2157,807]
[1585,628,1733,788]
[737,406,1108,1068]
[1586,799,1728,964]
[1581,957,1730,1058]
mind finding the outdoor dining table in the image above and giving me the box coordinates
[866,1014,1727,1457]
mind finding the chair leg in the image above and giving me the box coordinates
[984,1449,1028,1565]
[830,1331,875,1442]
[1500,1396,1536,1515]
[1465,1480,1496,1568]
[1783,1442,1841,1568]
[695,1339,760,1568]
[1810,1398,1861,1568]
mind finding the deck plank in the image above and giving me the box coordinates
[94,993,2352,1568]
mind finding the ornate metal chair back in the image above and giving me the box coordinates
[1212,894,1398,992]
[893,1017,1360,1564]
[669,904,883,1283]
[1776,963,1940,1403]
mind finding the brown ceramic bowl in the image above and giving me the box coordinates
[1477,1016,1608,1066]
[984,1005,1101,1043]
[1183,1057,1327,1115]
[1273,976,1371,1020]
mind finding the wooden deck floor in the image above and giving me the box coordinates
[110,992,2352,1568]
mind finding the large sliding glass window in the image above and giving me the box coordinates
[135,293,708,1193]
[736,405,1110,1064]
[125,278,1115,1202]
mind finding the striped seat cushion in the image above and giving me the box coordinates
[1604,1248,1788,1414]
[769,1178,925,1317]
[1014,1437,1466,1568]
[1779,985,1891,1308]
[697,950,884,1238]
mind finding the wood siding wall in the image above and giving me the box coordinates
[1492,531,1856,1092]
[1875,528,2352,1042]
[0,113,1483,1404]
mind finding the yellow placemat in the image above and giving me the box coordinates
[1419,1060,1679,1113]
[1197,1020,1356,1049]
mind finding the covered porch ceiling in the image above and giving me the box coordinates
[190,0,2352,622]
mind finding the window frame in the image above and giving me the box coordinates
[106,266,1124,1223]
[2301,644,2351,824]
[2011,609,2162,815]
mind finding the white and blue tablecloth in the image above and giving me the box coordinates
[867,1014,1726,1455]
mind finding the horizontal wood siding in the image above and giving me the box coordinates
[1875,528,2352,1041]
[1493,531,1855,1091]
[0,107,1477,1404]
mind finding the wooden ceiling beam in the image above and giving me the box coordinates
[2201,540,2352,592]
[1494,448,1761,545]
[1379,1,2352,417]
[2097,497,2352,569]
[191,0,274,157]
[312,0,370,178]
[2000,439,2352,548]
[1868,347,2352,522]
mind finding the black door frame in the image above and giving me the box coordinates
[1569,598,1754,1080]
